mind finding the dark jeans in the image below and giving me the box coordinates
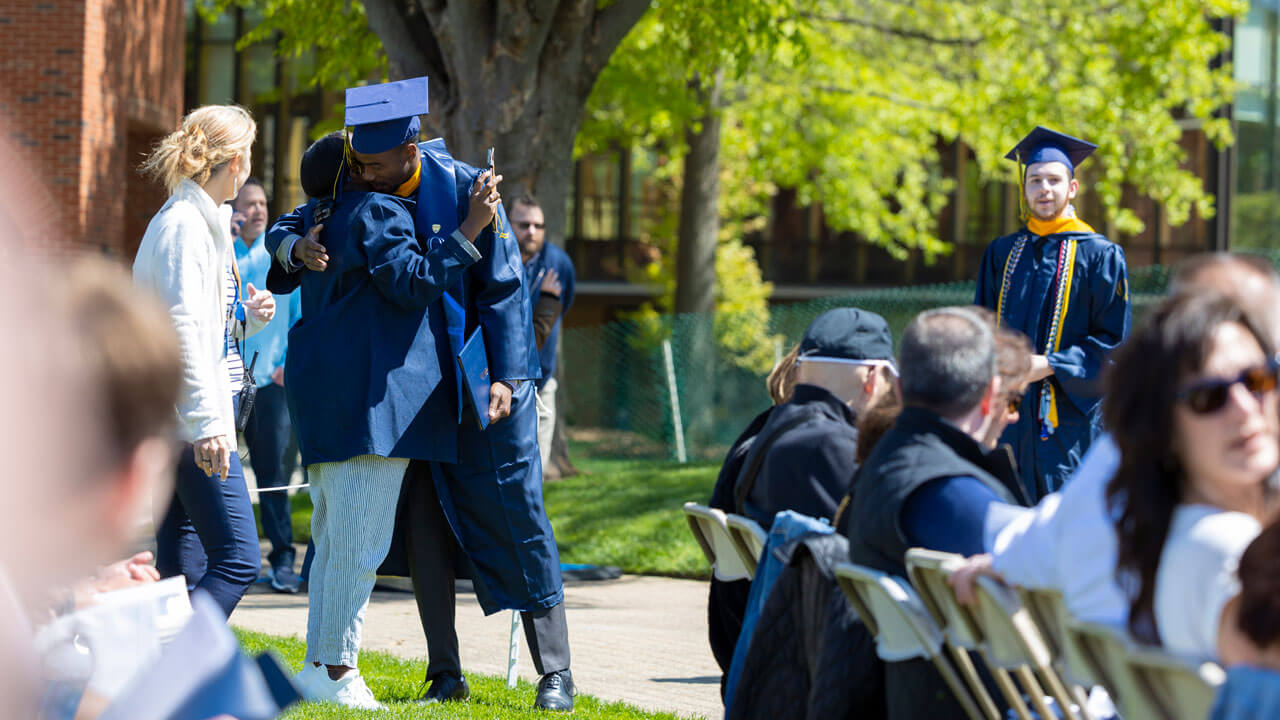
[243,382,296,571]
[156,442,261,617]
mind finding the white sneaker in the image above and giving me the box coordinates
[329,673,383,710]
[293,664,333,702]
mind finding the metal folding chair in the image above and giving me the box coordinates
[1016,586,1097,716]
[681,502,752,581]
[905,548,1040,720]
[1062,620,1133,710]
[834,562,989,720]
[972,577,1090,720]
[1121,640,1225,720]
[724,513,768,578]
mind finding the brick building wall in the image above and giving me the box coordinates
[0,0,183,258]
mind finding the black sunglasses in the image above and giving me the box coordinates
[1176,360,1280,415]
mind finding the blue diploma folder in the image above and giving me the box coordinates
[458,328,491,430]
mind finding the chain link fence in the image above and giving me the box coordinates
[560,259,1210,462]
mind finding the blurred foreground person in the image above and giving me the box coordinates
[1104,291,1276,660]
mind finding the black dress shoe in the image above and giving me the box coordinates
[417,673,469,704]
[534,670,576,711]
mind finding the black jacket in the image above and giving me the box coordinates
[846,406,1021,579]
[845,406,1020,720]
[737,384,860,529]
[706,407,774,691]
[727,533,885,720]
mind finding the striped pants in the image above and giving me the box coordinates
[304,454,408,667]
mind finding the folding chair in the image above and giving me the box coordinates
[681,502,752,581]
[1062,620,1133,710]
[724,513,768,578]
[833,562,988,720]
[904,548,1038,720]
[972,577,1091,720]
[1120,642,1225,720]
[1016,586,1096,716]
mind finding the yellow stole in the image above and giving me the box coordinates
[1028,215,1094,236]
[394,163,422,198]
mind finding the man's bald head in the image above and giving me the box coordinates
[1171,253,1280,340]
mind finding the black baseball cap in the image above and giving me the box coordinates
[799,308,894,362]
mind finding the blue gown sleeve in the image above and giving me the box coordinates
[901,476,1007,556]
[460,174,536,382]
[357,196,480,310]
[1046,242,1130,406]
[975,240,1001,310]
[265,205,306,267]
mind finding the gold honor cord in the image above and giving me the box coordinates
[1038,236,1077,439]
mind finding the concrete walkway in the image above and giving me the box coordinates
[231,574,723,719]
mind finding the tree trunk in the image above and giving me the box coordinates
[674,71,723,317]
[360,0,648,469]
[672,70,724,455]
[361,0,650,262]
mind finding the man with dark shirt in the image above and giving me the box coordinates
[845,307,1024,720]
[511,194,575,472]
[735,308,895,530]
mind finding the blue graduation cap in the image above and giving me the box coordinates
[345,77,429,154]
[1004,126,1097,173]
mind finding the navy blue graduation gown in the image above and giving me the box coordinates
[975,229,1130,500]
[268,140,559,614]
[266,191,476,466]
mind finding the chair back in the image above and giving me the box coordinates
[970,576,1056,671]
[681,503,751,581]
[1063,619,1130,699]
[1017,586,1067,662]
[834,562,944,663]
[725,513,768,578]
[1124,644,1225,720]
[904,548,985,649]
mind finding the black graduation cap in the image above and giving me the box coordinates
[1004,126,1097,173]
[344,77,429,154]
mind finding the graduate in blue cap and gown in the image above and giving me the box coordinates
[266,77,575,712]
[975,127,1131,501]
[263,132,489,709]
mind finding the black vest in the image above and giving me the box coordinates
[846,407,1020,578]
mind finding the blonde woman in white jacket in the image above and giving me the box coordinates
[133,105,275,617]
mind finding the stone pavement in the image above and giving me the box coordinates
[231,574,723,720]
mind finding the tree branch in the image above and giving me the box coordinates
[583,0,652,79]
[363,0,445,88]
[800,11,984,46]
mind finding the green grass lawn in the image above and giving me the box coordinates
[264,452,718,579]
[236,629,694,719]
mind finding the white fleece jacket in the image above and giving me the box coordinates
[133,179,265,446]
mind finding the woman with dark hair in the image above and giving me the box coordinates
[1105,290,1278,660]
[1235,521,1280,666]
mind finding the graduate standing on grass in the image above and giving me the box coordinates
[268,77,575,713]
[975,127,1131,502]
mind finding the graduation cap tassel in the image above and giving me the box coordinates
[1016,150,1030,222]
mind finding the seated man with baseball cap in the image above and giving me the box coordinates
[734,307,897,530]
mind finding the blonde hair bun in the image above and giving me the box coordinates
[142,105,255,193]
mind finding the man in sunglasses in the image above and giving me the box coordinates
[734,307,897,531]
[511,194,576,476]
[952,253,1280,637]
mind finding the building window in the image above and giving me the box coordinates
[1234,4,1280,249]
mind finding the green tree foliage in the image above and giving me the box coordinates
[586,0,1243,265]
